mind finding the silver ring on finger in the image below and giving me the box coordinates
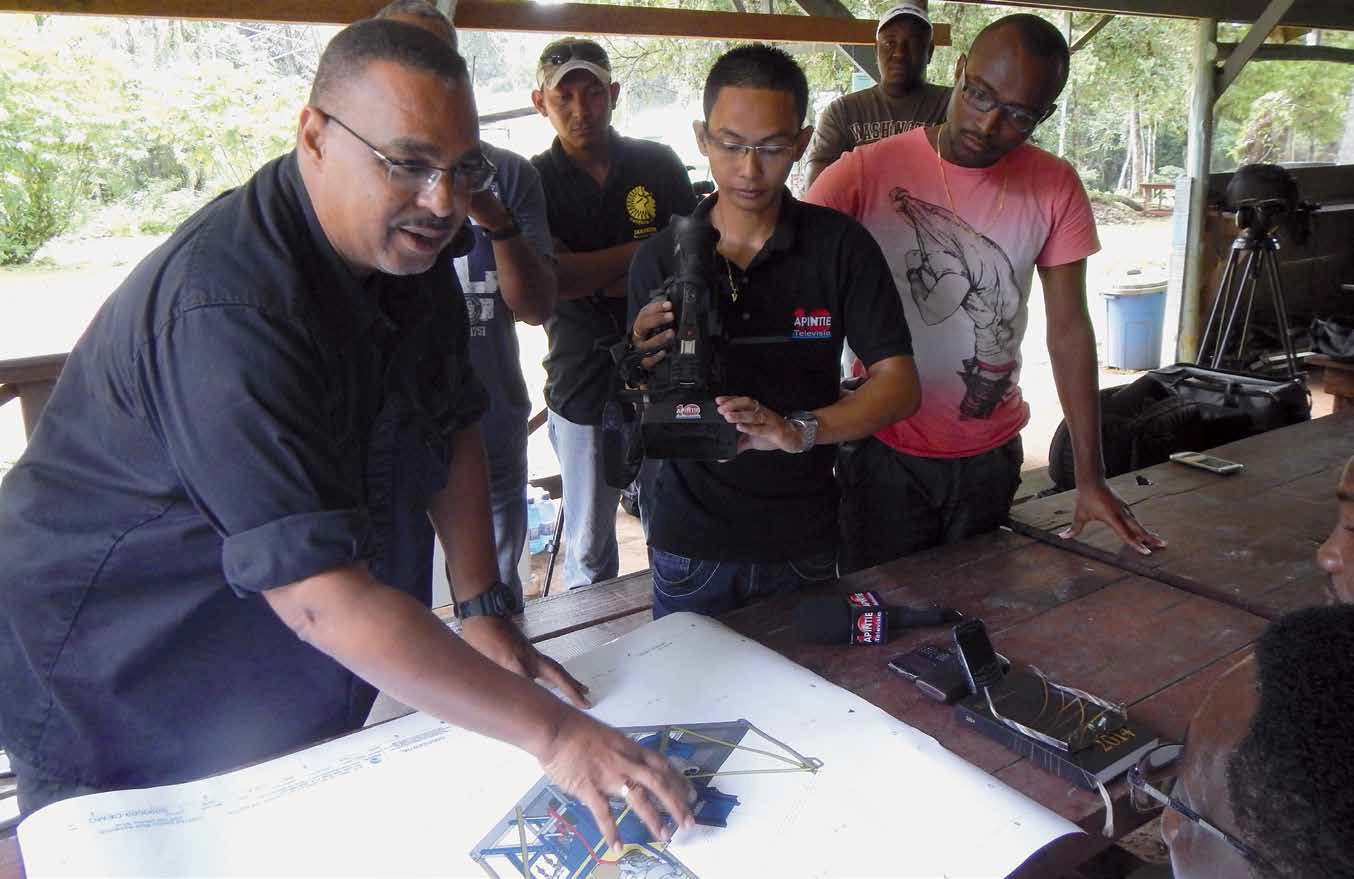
[752,401,762,416]
[619,781,634,799]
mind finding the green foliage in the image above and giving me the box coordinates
[2,4,1352,267]
[1214,36,1354,169]
[0,14,313,264]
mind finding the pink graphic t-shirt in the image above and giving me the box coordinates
[806,127,1100,459]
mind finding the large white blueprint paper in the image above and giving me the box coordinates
[18,613,1080,878]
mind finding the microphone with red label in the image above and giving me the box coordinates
[794,591,962,645]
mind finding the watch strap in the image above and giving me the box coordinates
[456,581,517,618]
[487,216,521,241]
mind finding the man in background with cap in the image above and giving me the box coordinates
[803,2,949,189]
[530,39,697,590]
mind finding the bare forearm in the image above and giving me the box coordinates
[266,568,565,758]
[814,356,919,445]
[555,243,640,300]
[492,237,557,325]
[428,425,499,601]
[1049,322,1105,482]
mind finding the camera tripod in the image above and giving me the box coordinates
[1197,219,1301,378]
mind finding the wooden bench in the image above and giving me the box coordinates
[0,353,67,438]
[1309,354,1354,413]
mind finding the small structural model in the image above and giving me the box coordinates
[471,720,821,879]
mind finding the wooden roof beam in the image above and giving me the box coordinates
[938,0,1350,32]
[1217,0,1296,95]
[0,0,951,47]
[452,1,895,46]
[1069,13,1114,53]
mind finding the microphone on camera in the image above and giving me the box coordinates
[794,591,961,645]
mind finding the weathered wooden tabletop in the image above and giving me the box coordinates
[719,529,1266,856]
[1010,411,1352,620]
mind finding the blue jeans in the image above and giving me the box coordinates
[485,435,528,608]
[648,547,838,619]
[548,409,620,589]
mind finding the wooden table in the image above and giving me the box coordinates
[0,535,1269,878]
[720,529,1265,867]
[1011,412,1352,620]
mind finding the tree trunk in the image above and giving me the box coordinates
[1058,12,1071,157]
[1128,95,1144,196]
[1338,80,1354,164]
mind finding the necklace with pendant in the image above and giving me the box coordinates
[723,255,741,304]
[935,124,1009,234]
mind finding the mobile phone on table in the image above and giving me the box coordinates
[1169,451,1244,475]
[887,644,953,681]
[952,619,1005,694]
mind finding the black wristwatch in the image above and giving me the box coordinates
[455,581,517,619]
[487,215,521,241]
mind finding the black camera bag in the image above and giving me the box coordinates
[1047,363,1309,492]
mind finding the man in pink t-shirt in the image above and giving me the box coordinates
[807,14,1165,571]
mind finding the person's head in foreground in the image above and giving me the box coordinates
[1316,455,1354,604]
[875,2,935,98]
[696,43,812,216]
[373,0,456,48]
[942,13,1068,168]
[299,17,488,277]
[1143,604,1354,878]
[532,37,618,155]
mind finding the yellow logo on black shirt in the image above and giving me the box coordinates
[626,185,657,225]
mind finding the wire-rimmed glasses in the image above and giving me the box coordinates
[1126,743,1267,867]
[321,111,495,195]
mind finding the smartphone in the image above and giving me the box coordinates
[1169,451,1244,475]
[952,619,1005,694]
[887,644,953,682]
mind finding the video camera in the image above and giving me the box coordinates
[1224,163,1314,244]
[626,214,739,460]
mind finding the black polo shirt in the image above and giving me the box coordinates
[0,152,486,798]
[627,192,912,562]
[532,130,697,425]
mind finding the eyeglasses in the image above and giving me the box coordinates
[701,125,800,163]
[321,111,496,195]
[1126,743,1268,867]
[539,40,610,70]
[957,70,1051,135]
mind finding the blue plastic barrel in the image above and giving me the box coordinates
[1101,272,1167,370]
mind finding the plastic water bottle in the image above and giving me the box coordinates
[537,495,557,551]
[527,496,545,554]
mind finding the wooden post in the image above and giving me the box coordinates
[1176,18,1218,362]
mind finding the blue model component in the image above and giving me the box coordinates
[692,786,740,828]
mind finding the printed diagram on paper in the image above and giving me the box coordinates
[471,720,820,879]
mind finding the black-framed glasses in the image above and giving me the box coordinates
[321,111,495,195]
[700,124,800,163]
[539,40,610,70]
[956,69,1052,135]
[1126,744,1267,867]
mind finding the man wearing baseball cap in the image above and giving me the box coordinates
[804,2,949,188]
[530,38,697,590]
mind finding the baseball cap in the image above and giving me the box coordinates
[876,2,931,35]
[536,38,612,90]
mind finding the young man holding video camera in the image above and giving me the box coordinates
[627,45,921,618]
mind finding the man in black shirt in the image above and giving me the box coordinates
[0,20,692,846]
[628,45,920,617]
[530,40,697,589]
